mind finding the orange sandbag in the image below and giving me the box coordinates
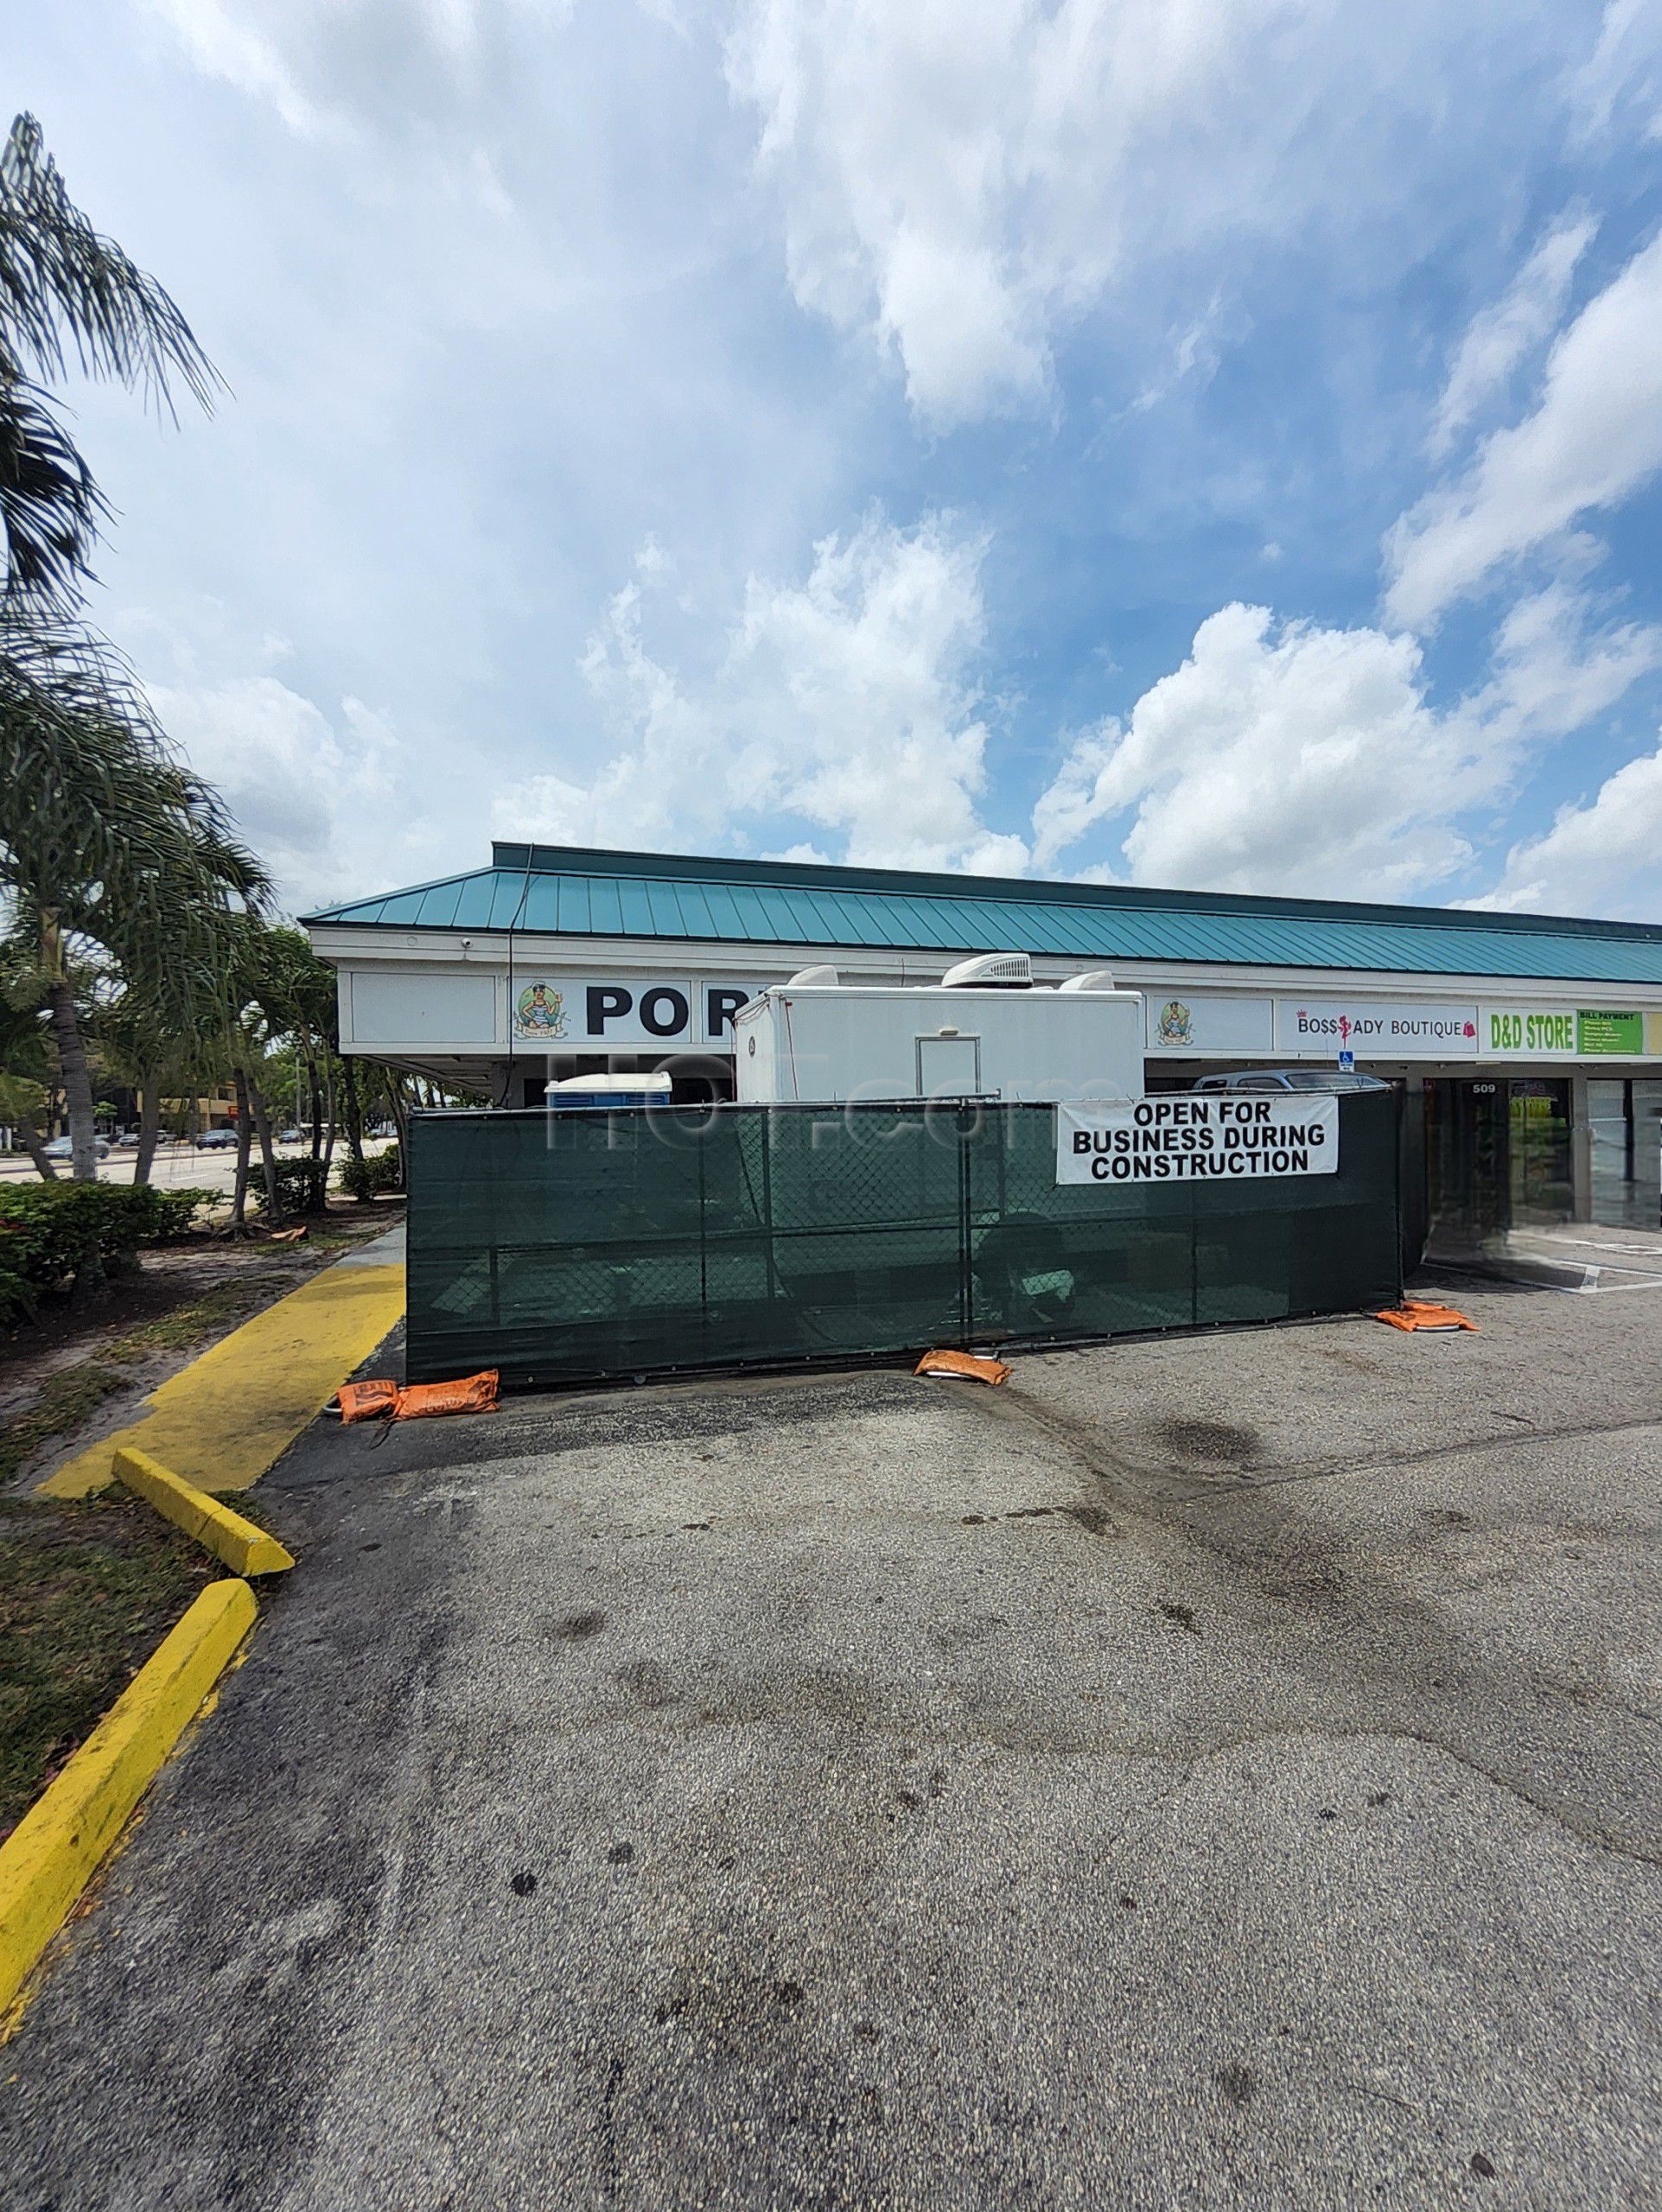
[335,1378,399,1423]
[1375,1301,1478,1333]
[914,1348,1012,1387]
[392,1370,500,1420]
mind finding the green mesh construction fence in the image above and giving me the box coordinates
[405,1094,1402,1387]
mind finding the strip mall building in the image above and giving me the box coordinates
[304,841,1662,1247]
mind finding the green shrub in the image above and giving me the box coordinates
[0,1183,213,1313]
[120,1185,213,1243]
[336,1144,402,1201]
[256,1158,331,1217]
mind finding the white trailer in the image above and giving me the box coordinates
[730,955,1144,1105]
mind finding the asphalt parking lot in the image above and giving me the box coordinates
[3,1274,1659,2210]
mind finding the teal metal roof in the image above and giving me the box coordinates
[302,841,1662,988]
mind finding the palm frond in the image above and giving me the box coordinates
[0,372,104,609]
[0,622,271,1034]
[0,113,221,415]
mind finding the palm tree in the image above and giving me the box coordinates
[255,925,341,1185]
[0,627,270,1179]
[213,922,275,1233]
[0,115,241,1188]
[0,976,56,1178]
[0,111,218,617]
[98,983,220,1188]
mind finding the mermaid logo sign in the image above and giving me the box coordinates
[1143,995,1274,1055]
[513,982,568,1041]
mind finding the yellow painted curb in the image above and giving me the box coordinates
[114,1446,296,1577]
[43,1257,404,1499]
[0,1579,257,2019]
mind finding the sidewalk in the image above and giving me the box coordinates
[40,1226,405,1499]
[1428,1219,1662,1294]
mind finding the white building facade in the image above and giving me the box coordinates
[305,841,1662,1241]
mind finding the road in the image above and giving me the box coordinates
[0,1137,395,1197]
[3,1274,1659,2208]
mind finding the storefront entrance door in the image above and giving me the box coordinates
[1507,1079,1573,1225]
[1424,1077,1574,1246]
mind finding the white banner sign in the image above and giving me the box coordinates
[1056,1094,1340,1185]
[1276,998,1477,1058]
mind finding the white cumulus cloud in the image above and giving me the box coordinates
[1385,230,1662,628]
[145,652,400,913]
[727,0,1608,428]
[1570,0,1662,145]
[1031,604,1480,897]
[1471,735,1662,918]
[726,0,1324,423]
[1030,586,1662,899]
[1429,209,1597,459]
[1463,581,1662,747]
[151,0,576,141]
[494,515,1028,874]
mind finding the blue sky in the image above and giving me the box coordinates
[14,0,1662,919]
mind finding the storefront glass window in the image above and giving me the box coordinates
[1637,1082,1662,1227]
[1589,1077,1662,1230]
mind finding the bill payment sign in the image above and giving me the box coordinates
[1056,1094,1340,1185]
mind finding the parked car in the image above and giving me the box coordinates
[193,1128,239,1148]
[44,1135,111,1159]
[111,1130,140,1147]
[1191,1068,1390,1095]
[277,1127,303,1144]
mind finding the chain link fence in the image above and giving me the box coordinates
[405,1094,1402,1387]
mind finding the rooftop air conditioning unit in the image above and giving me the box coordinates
[1059,969,1116,992]
[940,951,1033,990]
[785,964,840,987]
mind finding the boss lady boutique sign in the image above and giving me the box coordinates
[1275,999,1478,1057]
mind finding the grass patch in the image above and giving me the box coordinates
[0,1278,295,1488]
[204,1484,279,1533]
[0,1365,128,1489]
[0,1494,214,1835]
[102,1276,291,1363]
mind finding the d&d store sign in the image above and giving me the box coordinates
[1057,1095,1339,1185]
[1485,1007,1657,1057]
